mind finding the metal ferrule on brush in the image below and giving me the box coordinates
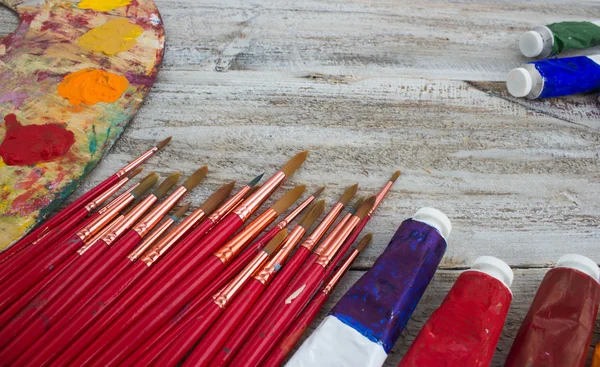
[116,147,158,178]
[76,193,135,242]
[232,171,285,222]
[208,186,251,224]
[313,213,351,256]
[322,250,359,295]
[98,184,139,215]
[213,251,270,309]
[101,195,158,246]
[132,186,187,238]
[128,218,174,261]
[253,226,304,285]
[78,216,124,255]
[213,209,277,264]
[370,181,393,216]
[140,208,207,266]
[316,216,360,268]
[301,202,344,252]
[84,177,130,212]
[278,196,315,229]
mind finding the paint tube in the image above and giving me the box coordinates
[505,254,600,367]
[286,207,451,367]
[519,21,600,58]
[398,256,513,367]
[506,55,600,99]
[593,343,600,367]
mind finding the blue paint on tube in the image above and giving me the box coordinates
[533,56,600,98]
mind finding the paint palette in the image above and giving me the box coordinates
[0,0,165,249]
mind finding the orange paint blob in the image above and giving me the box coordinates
[58,69,129,105]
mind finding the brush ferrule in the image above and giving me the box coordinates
[214,209,277,264]
[141,208,206,266]
[316,216,360,267]
[254,226,305,285]
[232,171,286,222]
[76,194,134,241]
[102,195,157,245]
[128,218,174,261]
[313,213,351,256]
[280,195,315,227]
[84,177,130,212]
[117,147,158,178]
[300,203,344,252]
[78,216,123,254]
[97,184,139,215]
[213,252,270,309]
[133,186,187,238]
[208,186,248,223]
[370,180,393,216]
[322,250,360,295]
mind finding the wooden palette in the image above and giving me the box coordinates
[0,0,165,249]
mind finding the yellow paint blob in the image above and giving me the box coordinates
[78,18,143,56]
[77,0,132,12]
[58,69,129,106]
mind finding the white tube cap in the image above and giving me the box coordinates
[413,207,451,239]
[507,67,533,97]
[520,31,545,58]
[471,256,513,288]
[556,254,600,283]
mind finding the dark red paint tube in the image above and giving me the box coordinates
[505,254,600,367]
[398,256,513,367]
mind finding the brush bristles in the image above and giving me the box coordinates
[154,172,181,198]
[355,196,376,220]
[298,200,325,229]
[391,170,401,183]
[200,181,236,215]
[172,203,191,219]
[280,151,309,177]
[264,229,288,255]
[312,186,326,198]
[248,173,264,188]
[156,136,172,150]
[340,184,359,206]
[183,166,208,191]
[272,185,306,215]
[132,173,159,198]
[357,233,373,252]
[352,197,365,213]
[128,167,144,179]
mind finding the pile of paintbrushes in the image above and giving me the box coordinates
[0,138,400,367]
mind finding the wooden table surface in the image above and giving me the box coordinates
[2,1,600,365]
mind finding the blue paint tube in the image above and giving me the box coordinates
[286,207,451,367]
[506,55,600,99]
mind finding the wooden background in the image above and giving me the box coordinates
[2,0,600,365]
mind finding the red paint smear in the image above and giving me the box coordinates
[0,114,75,166]
[40,21,61,32]
[11,188,51,215]
[15,169,43,190]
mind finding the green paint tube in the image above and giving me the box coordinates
[519,21,600,58]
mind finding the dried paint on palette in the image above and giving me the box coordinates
[0,0,165,249]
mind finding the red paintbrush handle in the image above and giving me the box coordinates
[0,207,89,283]
[210,247,312,367]
[230,263,326,367]
[0,240,109,363]
[92,255,228,367]
[0,233,85,313]
[326,216,370,279]
[153,302,224,367]
[263,291,329,367]
[0,175,119,260]
[185,278,266,367]
[19,260,146,367]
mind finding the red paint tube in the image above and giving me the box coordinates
[398,256,513,367]
[505,254,600,367]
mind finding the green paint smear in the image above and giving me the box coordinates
[89,125,98,155]
[549,21,600,54]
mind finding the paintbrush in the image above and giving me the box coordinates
[209,184,357,367]
[0,173,180,362]
[70,151,305,367]
[229,196,376,367]
[84,185,306,367]
[0,173,158,314]
[262,233,373,367]
[36,182,235,367]
[183,201,326,367]
[142,230,289,367]
[1,137,170,262]
[0,168,143,282]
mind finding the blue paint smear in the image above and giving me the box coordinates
[330,219,447,353]
[530,56,600,98]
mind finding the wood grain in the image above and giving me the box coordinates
[2,0,600,365]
